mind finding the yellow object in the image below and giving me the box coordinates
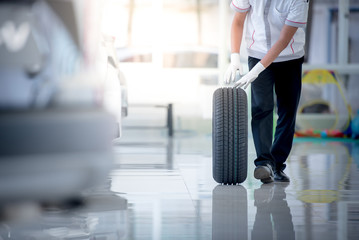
[298,189,338,203]
[297,69,351,131]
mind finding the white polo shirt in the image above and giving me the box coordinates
[231,0,309,62]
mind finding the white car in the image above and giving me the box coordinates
[0,0,118,205]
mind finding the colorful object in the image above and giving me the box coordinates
[295,129,345,138]
[298,190,338,204]
[352,110,359,139]
[296,69,352,132]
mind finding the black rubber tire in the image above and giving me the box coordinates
[212,87,248,184]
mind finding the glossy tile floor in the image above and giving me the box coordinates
[1,129,359,239]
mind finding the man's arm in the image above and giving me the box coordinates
[231,12,247,54]
[235,24,299,88]
[225,12,248,83]
[260,24,298,68]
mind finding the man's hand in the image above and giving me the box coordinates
[224,53,243,84]
[234,62,265,89]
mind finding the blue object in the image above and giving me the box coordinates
[321,131,328,138]
[352,110,359,139]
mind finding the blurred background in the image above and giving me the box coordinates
[105,0,359,133]
[1,0,359,239]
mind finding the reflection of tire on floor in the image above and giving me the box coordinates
[212,87,248,184]
[212,185,248,240]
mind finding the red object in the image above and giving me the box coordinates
[295,129,345,138]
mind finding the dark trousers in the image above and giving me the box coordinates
[249,56,303,171]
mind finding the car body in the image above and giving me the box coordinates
[0,0,119,204]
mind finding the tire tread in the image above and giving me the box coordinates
[212,87,247,184]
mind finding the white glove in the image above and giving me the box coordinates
[224,53,243,84]
[234,62,265,89]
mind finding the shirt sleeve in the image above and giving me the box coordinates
[285,0,309,28]
[230,0,251,13]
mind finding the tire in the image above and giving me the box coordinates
[212,87,248,184]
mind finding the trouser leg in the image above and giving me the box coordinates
[271,57,303,171]
[252,206,273,240]
[249,57,275,167]
[271,185,295,240]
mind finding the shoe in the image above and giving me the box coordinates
[254,184,274,206]
[254,164,274,184]
[272,183,288,200]
[274,170,290,182]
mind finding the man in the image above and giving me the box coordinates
[225,0,309,183]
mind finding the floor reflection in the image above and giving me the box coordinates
[252,183,294,240]
[212,185,247,240]
[289,141,359,240]
[113,137,174,170]
[290,142,353,191]
[1,134,359,239]
[0,182,128,240]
